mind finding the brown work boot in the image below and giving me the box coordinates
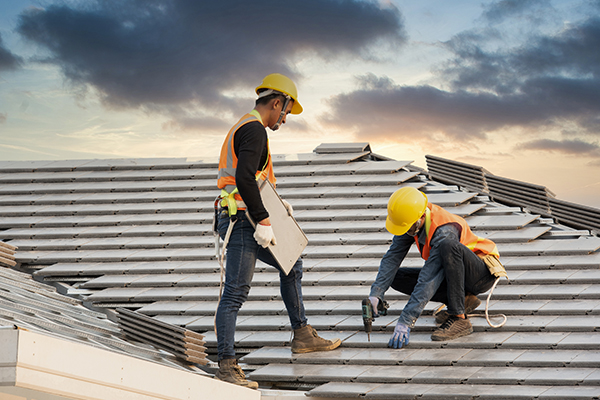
[291,324,341,354]
[434,293,481,325]
[214,358,259,389]
[431,315,473,341]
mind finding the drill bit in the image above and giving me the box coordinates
[361,298,373,342]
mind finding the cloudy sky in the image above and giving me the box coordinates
[1,0,599,208]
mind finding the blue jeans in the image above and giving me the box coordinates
[394,225,496,327]
[216,210,307,360]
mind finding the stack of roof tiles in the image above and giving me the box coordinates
[0,241,17,267]
[116,307,208,365]
[1,142,599,399]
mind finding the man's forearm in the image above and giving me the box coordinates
[370,235,412,300]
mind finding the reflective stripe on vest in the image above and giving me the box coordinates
[416,203,499,260]
[216,113,277,213]
[217,114,258,194]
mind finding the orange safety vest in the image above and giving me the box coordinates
[415,203,499,260]
[217,113,276,209]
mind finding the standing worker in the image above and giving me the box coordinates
[215,73,341,388]
[365,187,505,348]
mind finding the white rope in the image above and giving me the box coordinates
[213,219,236,338]
[432,277,507,328]
[482,277,507,328]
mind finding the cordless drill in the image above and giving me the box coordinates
[361,297,388,342]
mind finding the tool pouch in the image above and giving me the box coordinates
[377,299,390,316]
[479,254,508,279]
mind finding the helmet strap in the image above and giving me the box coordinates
[271,95,291,131]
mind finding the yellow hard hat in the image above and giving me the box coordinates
[385,187,428,236]
[255,73,303,114]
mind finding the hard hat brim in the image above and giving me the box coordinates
[290,100,302,115]
[386,216,411,236]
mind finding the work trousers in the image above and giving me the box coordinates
[393,228,496,325]
[216,210,307,360]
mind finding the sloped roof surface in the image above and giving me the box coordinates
[1,143,600,399]
[0,266,208,374]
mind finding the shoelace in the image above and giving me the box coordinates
[438,315,460,330]
[232,364,247,380]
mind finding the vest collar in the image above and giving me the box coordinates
[424,206,432,237]
[249,109,264,125]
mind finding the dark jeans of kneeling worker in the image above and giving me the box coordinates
[392,229,497,320]
[216,209,307,360]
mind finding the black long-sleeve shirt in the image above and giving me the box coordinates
[234,120,269,222]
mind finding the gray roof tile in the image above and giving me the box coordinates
[252,363,371,382]
[466,367,535,384]
[557,332,600,349]
[500,332,570,348]
[512,350,583,367]
[403,348,472,366]
[356,365,429,383]
[465,214,540,229]
[412,366,482,384]
[454,349,525,366]
[86,287,150,302]
[525,367,597,385]
[538,385,600,399]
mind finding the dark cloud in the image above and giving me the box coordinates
[0,33,22,71]
[481,0,554,24]
[441,15,600,93]
[323,75,551,140]
[17,0,406,122]
[519,138,600,155]
[322,10,600,142]
[0,113,6,124]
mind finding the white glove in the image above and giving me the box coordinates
[369,296,380,317]
[254,223,277,248]
[282,199,293,216]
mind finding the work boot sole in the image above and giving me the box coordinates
[434,295,482,325]
[214,374,259,389]
[292,338,342,354]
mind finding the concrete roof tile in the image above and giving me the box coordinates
[356,365,429,383]
[512,349,583,367]
[538,385,600,399]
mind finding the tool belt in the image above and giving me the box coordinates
[478,253,508,279]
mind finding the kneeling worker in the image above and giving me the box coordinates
[215,73,341,388]
[366,187,501,348]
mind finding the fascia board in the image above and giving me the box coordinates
[3,329,259,400]
[0,327,18,386]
